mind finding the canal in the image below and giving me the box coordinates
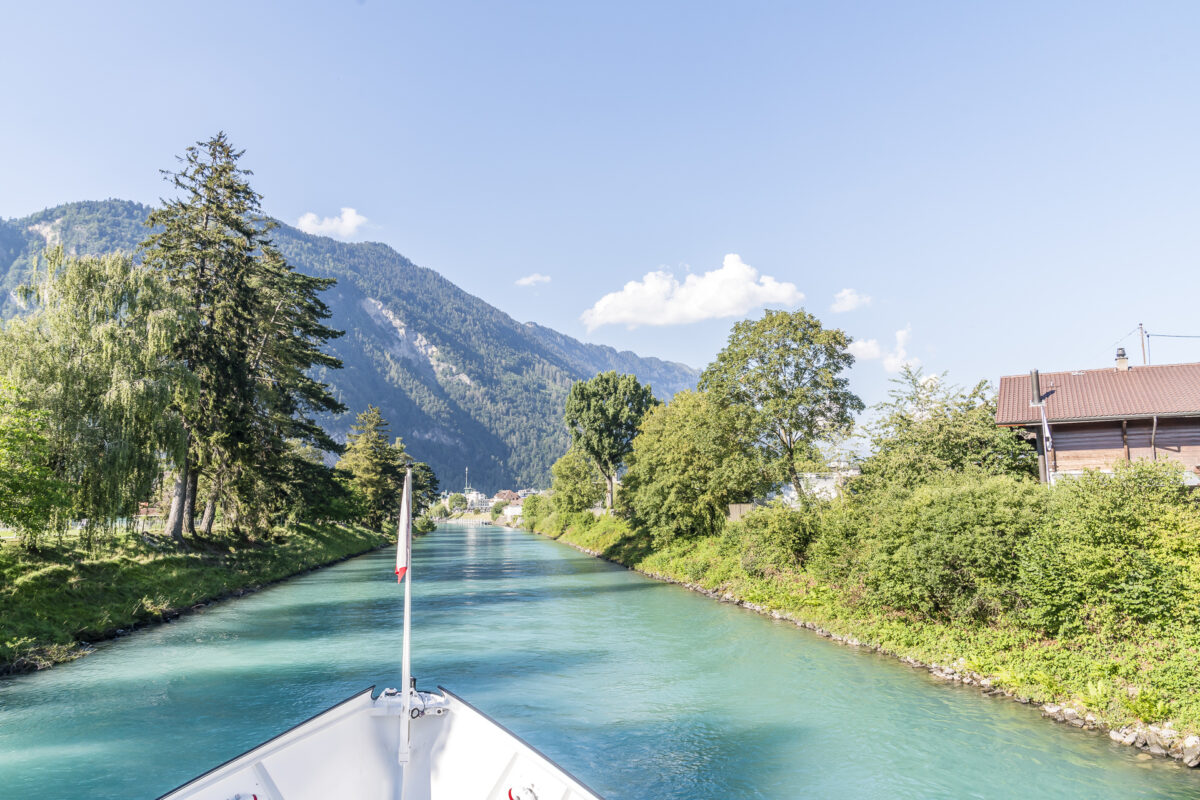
[2,523,1199,798]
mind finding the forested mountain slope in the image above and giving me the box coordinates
[0,200,698,491]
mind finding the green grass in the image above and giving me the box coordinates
[529,512,1200,736]
[0,522,390,673]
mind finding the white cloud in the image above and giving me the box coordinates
[831,288,871,313]
[850,326,920,373]
[515,273,551,287]
[580,254,803,331]
[296,207,368,239]
[848,339,882,360]
[882,326,920,373]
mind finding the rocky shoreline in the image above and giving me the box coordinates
[548,534,1200,770]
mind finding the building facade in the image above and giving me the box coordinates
[996,352,1200,484]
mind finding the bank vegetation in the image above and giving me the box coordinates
[533,310,1200,747]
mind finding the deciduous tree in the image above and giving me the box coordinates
[563,371,658,510]
[623,390,769,543]
[550,446,606,513]
[699,309,863,498]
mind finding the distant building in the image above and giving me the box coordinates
[996,350,1200,484]
[464,488,489,511]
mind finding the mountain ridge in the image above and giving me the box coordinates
[0,199,697,493]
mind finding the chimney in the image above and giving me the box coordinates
[1116,347,1129,371]
[1030,369,1041,405]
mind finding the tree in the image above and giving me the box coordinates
[550,446,606,513]
[0,378,68,547]
[141,132,343,541]
[520,494,545,527]
[408,461,440,517]
[853,366,1038,495]
[563,371,658,510]
[336,406,404,529]
[447,493,468,511]
[623,390,770,544]
[0,248,186,545]
[699,309,863,498]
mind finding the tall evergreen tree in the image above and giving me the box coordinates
[141,133,344,540]
[337,406,405,530]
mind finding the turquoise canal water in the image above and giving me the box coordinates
[3,523,1200,799]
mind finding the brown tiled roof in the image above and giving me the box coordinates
[996,362,1200,425]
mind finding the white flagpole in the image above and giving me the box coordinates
[398,468,413,767]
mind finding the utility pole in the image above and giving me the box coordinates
[1139,322,1147,365]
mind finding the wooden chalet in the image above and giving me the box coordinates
[995,350,1200,484]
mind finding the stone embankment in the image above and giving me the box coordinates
[552,536,1200,770]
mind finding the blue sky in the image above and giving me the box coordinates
[4,1,1200,409]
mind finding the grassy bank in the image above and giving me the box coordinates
[525,509,1200,742]
[0,522,390,673]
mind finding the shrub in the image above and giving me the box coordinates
[724,504,818,578]
[1019,461,1200,635]
[860,470,1047,622]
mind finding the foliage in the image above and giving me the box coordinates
[0,379,68,545]
[853,366,1038,495]
[1019,461,1200,635]
[141,133,345,540]
[408,461,440,517]
[335,406,406,529]
[0,248,186,546]
[490,501,509,520]
[623,390,770,545]
[564,371,659,509]
[699,309,863,497]
[447,493,467,511]
[723,504,819,578]
[550,445,606,513]
[520,494,545,526]
[852,471,1048,622]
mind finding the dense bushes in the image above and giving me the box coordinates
[723,504,818,578]
[1019,462,1200,635]
[851,472,1047,622]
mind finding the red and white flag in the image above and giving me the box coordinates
[395,469,412,583]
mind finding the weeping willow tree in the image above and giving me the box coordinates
[0,247,189,547]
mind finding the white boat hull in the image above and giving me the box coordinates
[159,686,603,800]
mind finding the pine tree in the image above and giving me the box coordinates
[142,133,344,540]
[337,406,405,529]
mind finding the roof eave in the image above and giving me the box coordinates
[997,411,1200,427]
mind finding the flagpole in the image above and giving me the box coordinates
[398,469,413,768]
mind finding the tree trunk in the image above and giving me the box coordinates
[183,464,199,537]
[605,475,616,512]
[200,455,228,537]
[199,487,219,537]
[163,456,190,544]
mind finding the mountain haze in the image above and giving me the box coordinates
[0,200,698,492]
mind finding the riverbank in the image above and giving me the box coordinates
[0,522,391,675]
[524,511,1200,769]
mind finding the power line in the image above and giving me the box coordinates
[1109,326,1140,349]
[1146,333,1200,339]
